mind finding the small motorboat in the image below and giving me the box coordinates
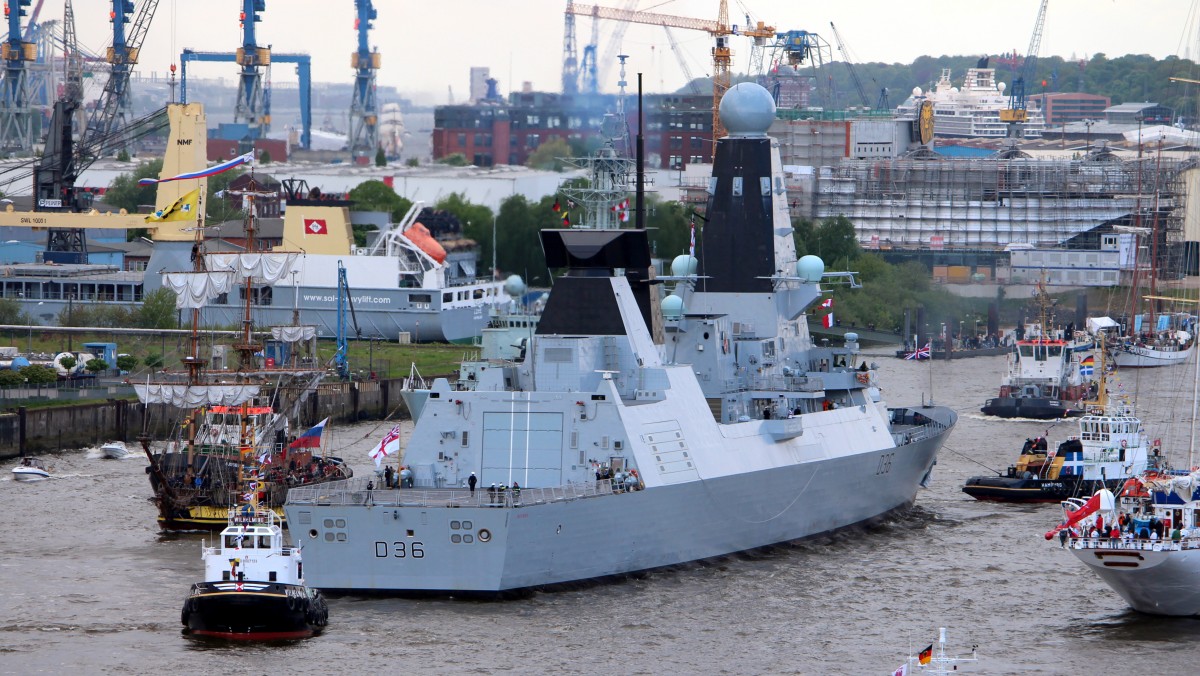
[100,441,128,459]
[12,457,50,481]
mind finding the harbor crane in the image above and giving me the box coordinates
[828,22,869,108]
[84,0,160,156]
[568,1,775,153]
[348,0,379,155]
[999,0,1048,137]
[0,0,36,152]
[234,0,269,137]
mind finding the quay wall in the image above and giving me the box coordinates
[0,377,413,460]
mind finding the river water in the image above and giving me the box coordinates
[4,349,1200,675]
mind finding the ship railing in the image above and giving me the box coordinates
[892,416,951,445]
[1069,536,1200,552]
[286,476,618,508]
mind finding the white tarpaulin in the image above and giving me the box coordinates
[205,252,300,284]
[271,325,317,342]
[134,383,260,407]
[161,271,236,309]
[1086,316,1119,334]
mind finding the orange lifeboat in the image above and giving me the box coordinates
[402,222,447,263]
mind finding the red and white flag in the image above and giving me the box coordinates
[892,664,908,676]
[304,218,328,235]
[822,313,835,328]
[820,298,833,309]
[370,424,402,467]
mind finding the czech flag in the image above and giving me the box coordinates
[822,313,835,328]
[918,644,933,665]
[1080,355,1095,377]
[288,417,329,453]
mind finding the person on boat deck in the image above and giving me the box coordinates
[1171,526,1183,542]
[1058,527,1069,548]
[468,472,477,495]
[1110,526,1120,539]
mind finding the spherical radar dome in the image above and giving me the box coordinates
[670,254,698,277]
[796,255,825,283]
[661,294,685,320]
[503,274,526,297]
[719,83,776,137]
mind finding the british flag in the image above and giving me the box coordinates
[905,342,932,360]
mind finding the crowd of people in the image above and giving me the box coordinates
[1060,509,1194,547]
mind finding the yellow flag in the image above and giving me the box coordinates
[145,188,201,223]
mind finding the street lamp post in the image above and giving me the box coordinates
[1135,113,1144,159]
[1083,118,1095,154]
[66,292,74,352]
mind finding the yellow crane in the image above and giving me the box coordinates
[568,1,775,154]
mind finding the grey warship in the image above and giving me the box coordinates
[285,83,958,594]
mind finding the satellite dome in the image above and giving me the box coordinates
[795,255,825,283]
[844,332,859,343]
[998,81,1006,93]
[950,87,959,94]
[719,83,776,137]
[912,86,923,97]
[670,254,698,277]
[503,274,526,297]
[661,294,685,320]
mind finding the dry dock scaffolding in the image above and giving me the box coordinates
[812,154,1186,259]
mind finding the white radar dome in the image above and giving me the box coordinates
[670,254,698,277]
[912,86,923,97]
[998,81,1006,93]
[503,274,526,297]
[719,83,776,137]
[795,255,825,283]
[661,294,685,320]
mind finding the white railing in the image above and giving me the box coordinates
[287,476,618,508]
[1069,537,1200,552]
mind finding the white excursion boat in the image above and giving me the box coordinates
[893,627,978,675]
[1050,475,1200,616]
[12,457,50,481]
[182,505,328,639]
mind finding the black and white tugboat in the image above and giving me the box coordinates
[181,503,328,640]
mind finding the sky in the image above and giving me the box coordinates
[40,0,1200,105]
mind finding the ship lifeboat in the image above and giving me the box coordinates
[402,223,447,263]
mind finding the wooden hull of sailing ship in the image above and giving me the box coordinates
[147,449,350,528]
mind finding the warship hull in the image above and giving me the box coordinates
[287,412,953,593]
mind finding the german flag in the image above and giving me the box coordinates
[918,644,933,665]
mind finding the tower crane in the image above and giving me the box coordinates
[663,27,702,95]
[568,1,774,155]
[562,1,579,95]
[348,0,379,155]
[999,0,1048,137]
[84,0,160,155]
[828,22,869,108]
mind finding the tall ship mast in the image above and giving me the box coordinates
[137,177,351,529]
[285,83,958,594]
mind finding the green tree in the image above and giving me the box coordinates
[348,180,413,222]
[0,370,21,388]
[116,148,131,162]
[645,198,692,259]
[525,138,573,172]
[19,365,56,385]
[0,297,31,324]
[405,157,419,168]
[104,158,163,213]
[136,288,177,329]
[58,355,77,372]
[437,194,495,272]
[494,194,561,286]
[258,149,272,164]
[85,358,109,374]
[144,354,164,370]
[116,354,139,372]
[375,147,387,167]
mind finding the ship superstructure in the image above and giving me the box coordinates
[285,83,957,594]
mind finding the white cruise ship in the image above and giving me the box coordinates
[897,66,1046,139]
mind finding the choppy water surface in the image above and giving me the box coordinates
[4,351,1200,675]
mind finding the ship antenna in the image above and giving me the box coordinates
[635,72,644,230]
